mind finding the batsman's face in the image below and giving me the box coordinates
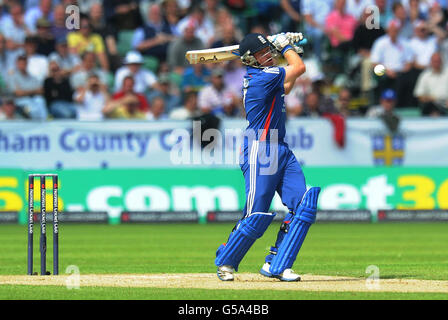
[254,47,276,67]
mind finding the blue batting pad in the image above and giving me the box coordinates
[264,211,294,264]
[269,187,320,275]
[215,212,276,271]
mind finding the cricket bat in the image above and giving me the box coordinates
[185,45,240,64]
[185,35,307,65]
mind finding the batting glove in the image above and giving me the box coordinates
[268,33,293,55]
[286,32,304,44]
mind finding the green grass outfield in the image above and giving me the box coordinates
[0,223,448,300]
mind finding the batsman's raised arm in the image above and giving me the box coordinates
[269,33,306,94]
[283,48,306,94]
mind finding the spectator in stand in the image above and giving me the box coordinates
[44,60,76,119]
[103,0,143,31]
[325,0,358,66]
[211,22,240,48]
[285,57,325,117]
[103,93,148,120]
[285,89,305,117]
[35,18,55,56]
[345,0,374,20]
[167,23,204,74]
[204,0,221,22]
[147,73,180,114]
[2,3,30,62]
[280,0,302,31]
[74,73,109,121]
[51,4,69,40]
[325,0,358,48]
[161,0,181,36]
[9,54,47,120]
[177,5,215,47]
[211,6,241,45]
[301,80,338,117]
[214,6,242,40]
[22,36,48,83]
[301,91,324,117]
[147,96,167,120]
[301,0,333,62]
[67,15,109,71]
[181,64,211,92]
[285,76,313,117]
[112,75,150,113]
[70,51,109,90]
[409,20,439,70]
[367,89,397,117]
[132,2,175,63]
[335,88,362,116]
[169,90,201,120]
[426,2,447,39]
[405,20,439,108]
[24,0,53,33]
[223,59,245,108]
[390,2,414,39]
[366,88,400,133]
[414,52,448,116]
[198,68,237,117]
[114,51,157,94]
[89,2,121,72]
[48,38,82,76]
[0,97,24,120]
[405,0,429,20]
[370,19,415,107]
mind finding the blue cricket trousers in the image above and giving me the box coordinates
[240,140,307,218]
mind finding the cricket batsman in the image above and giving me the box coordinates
[214,33,321,282]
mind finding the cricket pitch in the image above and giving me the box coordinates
[1,274,447,293]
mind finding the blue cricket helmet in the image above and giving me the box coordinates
[239,33,274,68]
[239,33,270,56]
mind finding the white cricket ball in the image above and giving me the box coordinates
[374,64,386,76]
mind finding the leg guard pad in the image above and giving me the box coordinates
[269,187,320,275]
[264,211,294,264]
[215,212,276,271]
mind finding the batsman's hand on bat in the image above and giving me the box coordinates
[269,32,307,57]
[287,32,307,57]
[268,33,293,55]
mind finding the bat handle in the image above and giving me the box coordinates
[296,38,308,46]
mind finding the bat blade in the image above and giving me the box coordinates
[185,45,240,64]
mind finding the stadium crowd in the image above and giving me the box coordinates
[0,0,447,122]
